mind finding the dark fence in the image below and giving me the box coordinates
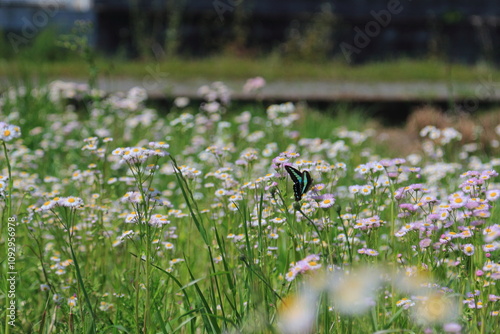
[92,0,500,63]
[1,0,499,63]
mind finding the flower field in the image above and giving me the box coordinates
[1,80,499,333]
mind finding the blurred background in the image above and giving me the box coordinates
[2,0,499,62]
[1,0,500,122]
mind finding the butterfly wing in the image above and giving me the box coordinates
[285,165,302,184]
[302,170,313,195]
[292,182,302,201]
[285,165,313,201]
[285,165,304,201]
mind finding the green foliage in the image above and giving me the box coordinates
[280,3,336,62]
[0,28,73,62]
[57,20,98,89]
[3,53,499,83]
[0,30,15,59]
[164,0,186,58]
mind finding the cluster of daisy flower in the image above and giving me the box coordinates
[111,144,168,165]
[285,254,322,281]
[38,196,84,211]
[198,81,231,113]
[267,102,299,127]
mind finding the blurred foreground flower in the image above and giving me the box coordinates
[443,322,462,333]
[412,293,459,325]
[278,288,318,334]
[328,267,383,315]
[394,266,434,295]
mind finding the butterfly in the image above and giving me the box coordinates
[285,165,313,201]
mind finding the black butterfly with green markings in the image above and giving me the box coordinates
[285,165,313,201]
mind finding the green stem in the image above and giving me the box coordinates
[144,223,151,333]
[389,185,396,252]
[134,255,141,334]
[336,212,353,265]
[68,236,96,332]
[387,178,398,321]
[128,159,159,333]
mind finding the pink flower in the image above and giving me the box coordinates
[482,170,499,178]
[427,213,440,221]
[460,170,480,178]
[318,196,336,209]
[462,244,475,256]
[354,216,384,230]
[358,248,379,256]
[465,199,480,209]
[449,192,469,209]
[486,189,500,201]
[379,159,394,167]
[443,322,462,333]
[243,77,266,93]
[296,254,322,272]
[420,238,432,248]
[482,244,497,252]
[387,171,399,179]
[393,187,407,199]
[285,254,322,282]
[489,294,500,302]
[399,203,419,212]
